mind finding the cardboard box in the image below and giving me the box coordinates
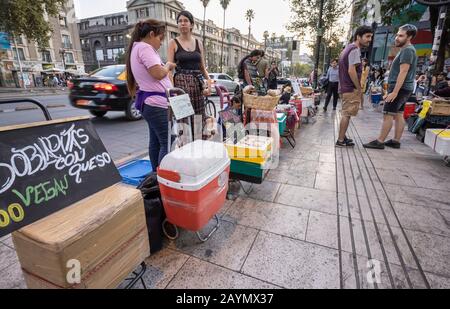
[424,129,450,156]
[13,184,149,289]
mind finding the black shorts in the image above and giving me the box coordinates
[383,89,412,115]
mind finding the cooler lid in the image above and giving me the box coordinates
[160,140,229,178]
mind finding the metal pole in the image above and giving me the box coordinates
[313,0,325,89]
[220,9,226,73]
[13,35,26,89]
[322,44,327,74]
[382,28,389,68]
[427,5,448,95]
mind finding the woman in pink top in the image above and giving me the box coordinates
[126,19,176,170]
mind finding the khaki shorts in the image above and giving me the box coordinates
[341,90,362,117]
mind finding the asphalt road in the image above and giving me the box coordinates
[0,94,221,162]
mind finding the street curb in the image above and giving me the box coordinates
[114,150,149,167]
[0,104,67,113]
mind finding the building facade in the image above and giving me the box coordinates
[126,0,280,75]
[78,12,130,73]
[0,0,85,88]
[350,0,432,71]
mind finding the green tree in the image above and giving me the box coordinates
[0,0,66,48]
[245,9,255,49]
[220,0,231,72]
[263,30,269,50]
[116,51,126,65]
[288,0,347,72]
[292,63,313,77]
[226,67,236,78]
[200,0,210,47]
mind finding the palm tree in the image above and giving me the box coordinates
[220,0,231,73]
[271,32,276,45]
[201,0,210,48]
[263,31,269,51]
[245,9,255,49]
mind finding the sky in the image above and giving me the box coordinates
[74,0,296,41]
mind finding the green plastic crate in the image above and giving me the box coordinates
[277,113,287,134]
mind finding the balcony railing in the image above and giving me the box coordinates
[78,23,129,35]
[62,43,73,49]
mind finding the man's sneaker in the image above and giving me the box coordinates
[336,139,355,147]
[363,140,385,149]
[344,136,354,143]
[385,139,401,149]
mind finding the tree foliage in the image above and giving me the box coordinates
[292,63,313,78]
[287,0,347,40]
[0,0,66,48]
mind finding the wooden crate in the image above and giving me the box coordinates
[12,184,149,289]
[431,99,450,116]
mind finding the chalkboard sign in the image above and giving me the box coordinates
[0,117,122,237]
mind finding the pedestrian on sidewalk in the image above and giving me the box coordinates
[126,19,176,170]
[256,50,269,89]
[364,24,418,150]
[267,61,279,90]
[323,58,339,112]
[336,26,373,147]
[360,58,370,109]
[238,50,263,91]
[167,10,212,121]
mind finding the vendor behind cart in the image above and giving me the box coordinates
[126,19,176,171]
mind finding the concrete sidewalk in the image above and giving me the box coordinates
[1,107,449,289]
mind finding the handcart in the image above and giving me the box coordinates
[159,88,229,242]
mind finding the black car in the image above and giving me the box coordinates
[69,65,141,121]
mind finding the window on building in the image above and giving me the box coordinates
[171,10,177,20]
[146,7,150,17]
[62,35,72,49]
[112,35,117,41]
[41,50,52,63]
[106,36,111,42]
[118,16,123,24]
[118,35,124,42]
[15,36,23,45]
[105,18,110,26]
[171,32,177,39]
[65,52,75,64]
[13,47,25,61]
[59,15,68,27]
[107,49,113,60]
[81,39,84,45]
[112,17,116,26]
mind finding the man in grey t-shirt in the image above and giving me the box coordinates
[364,24,418,150]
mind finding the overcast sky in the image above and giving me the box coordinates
[74,0,297,41]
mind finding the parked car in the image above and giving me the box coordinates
[68,65,142,121]
[209,73,240,95]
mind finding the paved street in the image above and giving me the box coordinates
[0,94,221,162]
[2,101,448,289]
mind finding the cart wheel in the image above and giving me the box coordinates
[196,215,220,243]
[444,156,450,167]
[162,219,179,240]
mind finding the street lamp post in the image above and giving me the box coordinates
[313,0,325,89]
[60,48,66,71]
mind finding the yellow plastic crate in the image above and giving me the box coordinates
[225,135,272,164]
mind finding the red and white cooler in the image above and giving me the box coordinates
[157,140,230,240]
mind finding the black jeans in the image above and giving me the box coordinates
[324,82,339,109]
